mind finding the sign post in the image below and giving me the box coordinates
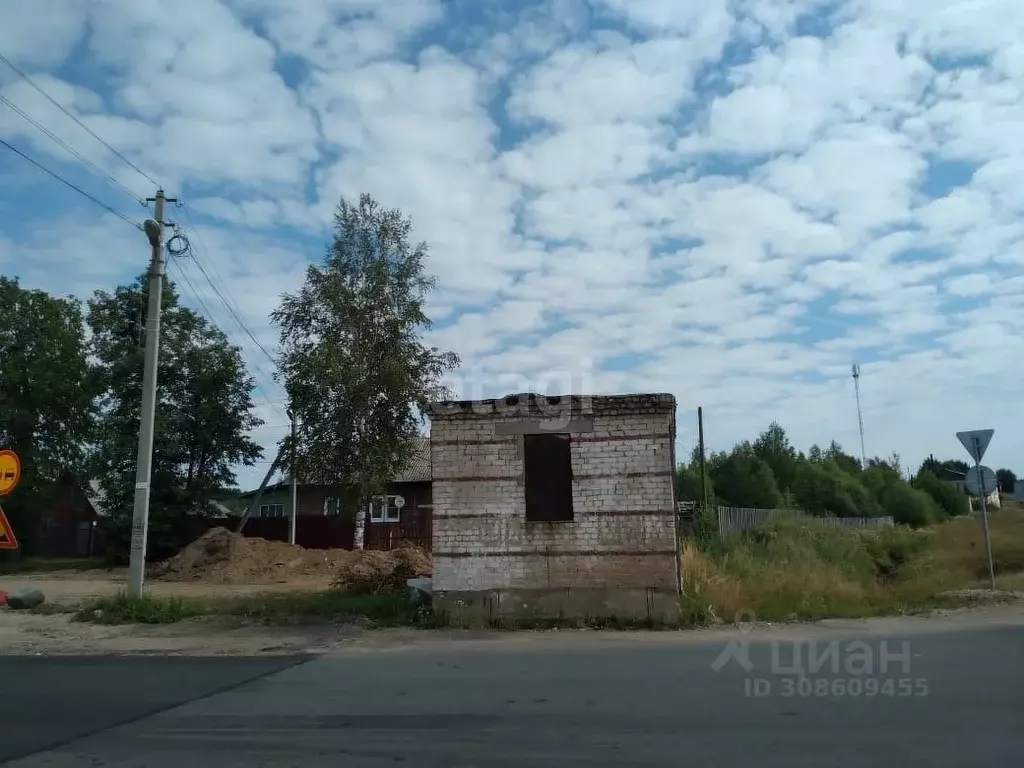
[956,430,996,590]
[0,449,22,551]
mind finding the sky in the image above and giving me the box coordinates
[0,0,1021,492]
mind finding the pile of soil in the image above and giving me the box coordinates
[150,527,431,592]
[333,546,433,595]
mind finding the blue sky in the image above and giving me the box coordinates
[1,0,1022,491]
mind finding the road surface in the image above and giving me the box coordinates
[3,622,1022,766]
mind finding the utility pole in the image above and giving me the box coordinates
[288,408,298,545]
[697,406,708,511]
[127,189,176,599]
[852,363,867,468]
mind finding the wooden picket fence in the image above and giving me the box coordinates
[715,506,894,536]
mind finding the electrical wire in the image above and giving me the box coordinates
[0,93,144,203]
[0,50,161,188]
[0,137,142,229]
[166,257,288,421]
[178,205,280,372]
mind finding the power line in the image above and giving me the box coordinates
[177,205,280,372]
[0,93,144,203]
[166,257,287,421]
[0,137,142,229]
[0,50,161,188]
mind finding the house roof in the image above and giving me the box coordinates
[241,436,432,495]
[393,437,431,483]
[86,480,241,517]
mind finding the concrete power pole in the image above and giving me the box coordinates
[127,189,176,599]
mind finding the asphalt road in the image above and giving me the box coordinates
[4,624,1023,767]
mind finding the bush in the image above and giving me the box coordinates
[879,483,941,527]
[915,470,969,518]
[792,461,882,518]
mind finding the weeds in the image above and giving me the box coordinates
[680,508,1024,626]
[75,594,206,625]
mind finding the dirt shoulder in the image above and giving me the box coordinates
[3,600,1023,657]
[4,570,335,603]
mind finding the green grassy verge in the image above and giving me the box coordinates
[681,509,1024,625]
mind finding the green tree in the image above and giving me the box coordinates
[752,421,799,493]
[792,460,882,518]
[996,468,1017,494]
[88,275,264,562]
[709,444,783,509]
[868,452,903,477]
[0,277,97,554]
[273,194,459,510]
[825,441,862,474]
[914,469,968,517]
[878,482,940,527]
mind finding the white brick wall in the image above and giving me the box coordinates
[430,396,678,594]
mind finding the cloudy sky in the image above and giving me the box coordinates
[1,0,1021,490]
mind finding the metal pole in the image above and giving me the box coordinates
[288,409,297,545]
[127,189,169,599]
[975,450,996,591]
[852,363,867,468]
[697,406,708,511]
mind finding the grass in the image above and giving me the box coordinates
[74,594,207,624]
[680,508,1024,626]
[68,590,434,627]
[0,557,105,575]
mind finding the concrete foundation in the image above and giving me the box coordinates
[435,586,681,626]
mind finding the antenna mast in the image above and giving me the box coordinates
[852,363,866,468]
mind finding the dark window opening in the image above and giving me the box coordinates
[524,433,574,522]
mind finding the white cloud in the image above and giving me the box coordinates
[2,0,1023,489]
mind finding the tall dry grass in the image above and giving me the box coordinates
[680,509,1024,625]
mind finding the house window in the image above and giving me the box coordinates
[524,433,574,522]
[368,495,401,523]
[260,503,284,518]
[324,497,340,516]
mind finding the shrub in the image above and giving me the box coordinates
[792,461,883,518]
[879,483,941,527]
[915,470,969,518]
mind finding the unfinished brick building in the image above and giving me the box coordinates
[427,392,679,623]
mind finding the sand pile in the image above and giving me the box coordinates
[150,527,431,591]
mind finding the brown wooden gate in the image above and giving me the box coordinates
[363,481,432,551]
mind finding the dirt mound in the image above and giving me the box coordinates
[151,528,431,590]
[333,545,433,595]
[150,527,351,585]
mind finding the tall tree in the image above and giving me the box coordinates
[709,443,784,509]
[825,441,862,474]
[753,421,799,493]
[274,194,458,510]
[88,275,264,561]
[996,469,1017,494]
[0,277,96,554]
